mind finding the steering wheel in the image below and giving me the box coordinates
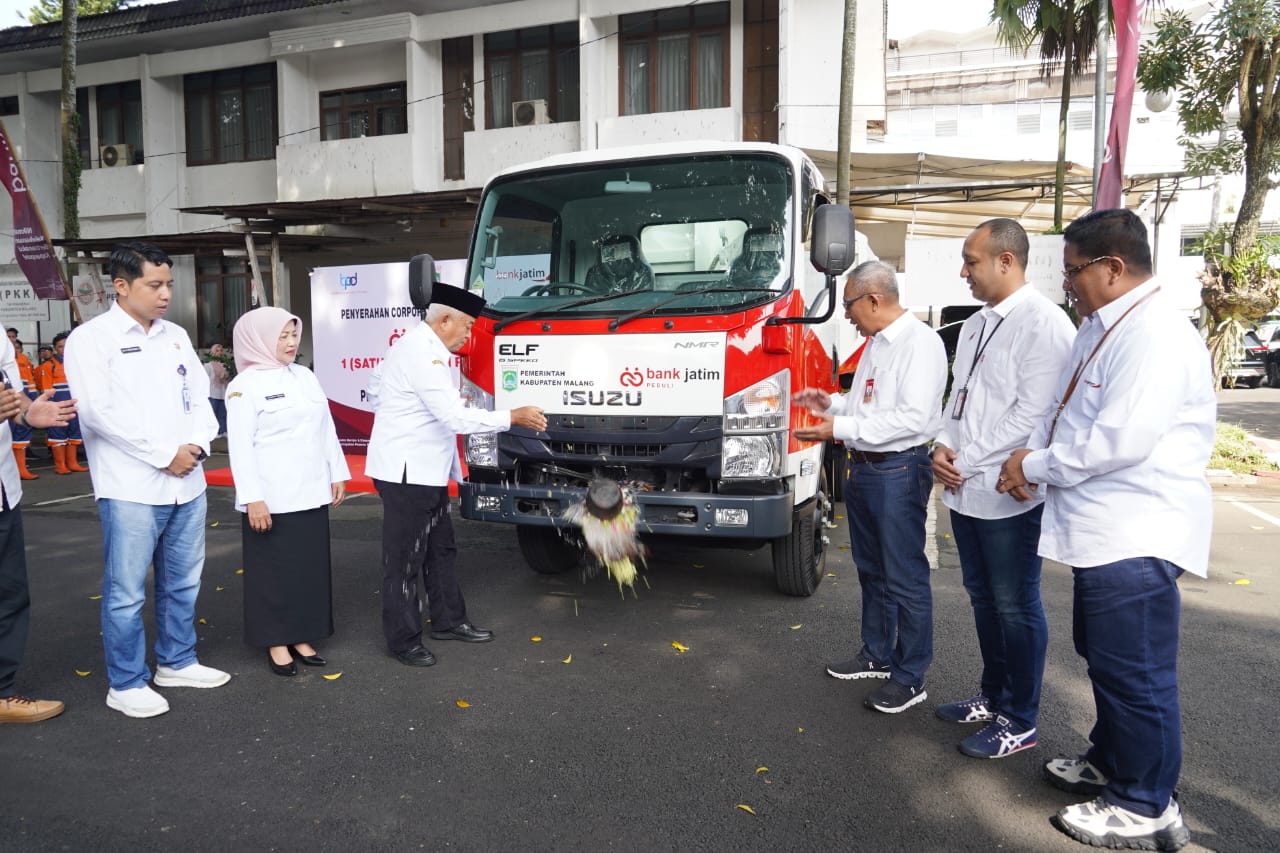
[522,282,595,297]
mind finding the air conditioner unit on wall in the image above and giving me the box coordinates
[100,144,134,167]
[512,99,550,127]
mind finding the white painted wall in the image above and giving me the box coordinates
[465,122,581,187]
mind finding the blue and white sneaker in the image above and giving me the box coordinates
[957,715,1037,759]
[935,693,996,723]
[1053,796,1190,851]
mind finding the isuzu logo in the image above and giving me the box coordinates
[561,390,643,407]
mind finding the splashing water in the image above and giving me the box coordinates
[562,486,646,594]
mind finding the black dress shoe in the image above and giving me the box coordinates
[392,645,437,667]
[429,622,494,643]
[290,646,326,666]
[269,655,297,677]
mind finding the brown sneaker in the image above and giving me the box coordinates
[0,695,66,723]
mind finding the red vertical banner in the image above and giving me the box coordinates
[1096,0,1145,210]
[0,120,70,300]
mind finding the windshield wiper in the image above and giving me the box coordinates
[607,288,777,331]
[493,289,653,333]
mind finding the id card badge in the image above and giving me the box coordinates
[862,378,875,404]
[951,387,968,419]
[178,364,191,413]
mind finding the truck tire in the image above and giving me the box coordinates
[517,526,581,575]
[772,476,828,597]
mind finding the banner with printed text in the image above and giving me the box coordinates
[0,121,67,300]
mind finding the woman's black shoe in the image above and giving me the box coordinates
[269,655,297,677]
[290,646,326,666]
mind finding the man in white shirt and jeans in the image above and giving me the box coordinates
[999,209,1213,851]
[365,284,546,667]
[65,242,229,719]
[932,219,1075,758]
[794,260,947,714]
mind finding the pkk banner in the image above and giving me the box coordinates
[1096,0,1146,210]
[0,121,68,300]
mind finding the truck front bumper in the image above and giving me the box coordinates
[459,482,795,539]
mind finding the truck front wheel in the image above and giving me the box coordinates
[772,476,829,597]
[517,526,582,575]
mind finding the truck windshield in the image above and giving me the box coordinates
[469,153,794,316]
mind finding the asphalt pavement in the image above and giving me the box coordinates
[1,451,1278,852]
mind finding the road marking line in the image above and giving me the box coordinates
[1223,496,1280,528]
[29,493,95,507]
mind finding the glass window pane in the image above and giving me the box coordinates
[522,26,550,49]
[697,34,723,109]
[556,48,580,121]
[377,106,405,135]
[321,109,342,141]
[321,93,342,109]
[217,90,244,162]
[490,56,513,127]
[657,35,690,112]
[656,9,688,31]
[99,106,123,145]
[487,30,517,52]
[123,99,143,154]
[187,91,213,162]
[623,42,649,115]
[619,12,652,36]
[348,110,370,138]
[520,48,550,101]
[244,83,274,160]
[694,3,729,27]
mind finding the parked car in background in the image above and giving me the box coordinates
[1226,330,1267,388]
[1260,324,1280,387]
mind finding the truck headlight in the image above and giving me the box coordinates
[461,377,497,468]
[722,369,788,478]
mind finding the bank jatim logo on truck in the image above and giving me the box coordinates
[619,367,644,387]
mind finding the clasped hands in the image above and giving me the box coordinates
[934,445,1038,502]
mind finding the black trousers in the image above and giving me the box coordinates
[0,498,29,698]
[374,478,467,653]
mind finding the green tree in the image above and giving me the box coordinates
[26,0,125,25]
[991,0,1111,231]
[1138,0,1280,385]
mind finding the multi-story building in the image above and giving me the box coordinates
[0,0,886,349]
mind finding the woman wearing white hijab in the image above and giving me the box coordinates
[226,307,350,676]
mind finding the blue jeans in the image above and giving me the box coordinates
[950,506,1048,731]
[98,495,207,690]
[1074,557,1183,818]
[209,398,227,435]
[844,450,934,688]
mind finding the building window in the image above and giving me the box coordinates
[184,64,277,166]
[98,80,144,163]
[484,22,580,128]
[620,3,729,116]
[196,256,271,347]
[0,96,17,116]
[1016,104,1041,135]
[75,88,90,166]
[320,83,407,141]
[1068,109,1092,132]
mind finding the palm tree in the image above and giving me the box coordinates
[991,0,1111,231]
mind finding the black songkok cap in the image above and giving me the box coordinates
[431,283,486,318]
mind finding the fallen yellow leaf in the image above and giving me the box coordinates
[88,594,102,600]
[562,654,572,664]
[215,586,225,592]
[672,641,689,653]
[235,569,244,575]
[75,670,91,677]
[210,522,219,527]
[735,804,757,815]
[1234,579,1251,585]
[797,727,804,733]
[755,766,769,774]
[692,563,705,568]
[531,636,543,642]
[197,618,208,625]
[944,533,951,539]
[322,672,342,681]
[826,573,836,577]
[789,624,802,630]
[456,699,471,708]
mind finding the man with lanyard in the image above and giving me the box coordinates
[65,242,229,719]
[0,335,79,723]
[794,260,947,714]
[931,219,1075,758]
[999,209,1212,851]
[366,284,546,667]
[7,329,40,480]
[35,332,89,475]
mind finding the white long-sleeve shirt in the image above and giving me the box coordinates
[827,310,947,451]
[935,284,1076,519]
[225,364,350,513]
[65,302,217,505]
[0,338,22,511]
[1021,278,1216,577]
[365,323,511,486]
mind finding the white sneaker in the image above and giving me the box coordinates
[154,662,231,689]
[106,685,170,718]
[1053,796,1191,851]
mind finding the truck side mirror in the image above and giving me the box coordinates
[409,254,436,310]
[809,204,857,276]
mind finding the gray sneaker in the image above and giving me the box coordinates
[825,653,891,680]
[1044,756,1109,795]
[1053,796,1190,851]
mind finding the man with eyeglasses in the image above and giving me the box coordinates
[931,219,1075,759]
[997,209,1212,851]
[794,260,947,714]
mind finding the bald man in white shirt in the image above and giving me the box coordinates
[931,219,1075,760]
[998,209,1212,852]
[794,260,947,715]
